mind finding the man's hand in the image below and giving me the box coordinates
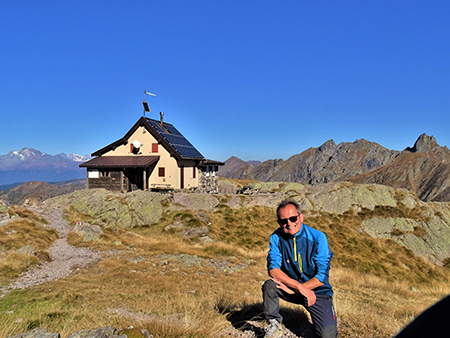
[298,285,316,307]
[271,278,295,294]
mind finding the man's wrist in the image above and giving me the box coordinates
[296,282,306,293]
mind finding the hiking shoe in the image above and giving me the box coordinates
[264,320,283,338]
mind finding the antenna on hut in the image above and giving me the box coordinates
[142,90,156,117]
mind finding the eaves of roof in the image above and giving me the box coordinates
[199,159,225,166]
[79,155,160,168]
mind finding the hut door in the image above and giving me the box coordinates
[125,168,143,191]
[180,166,184,189]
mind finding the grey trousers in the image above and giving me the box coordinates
[262,279,338,338]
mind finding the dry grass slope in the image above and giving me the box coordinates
[1,199,450,338]
[0,209,55,284]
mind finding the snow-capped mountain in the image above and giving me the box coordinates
[0,148,91,185]
[56,152,92,162]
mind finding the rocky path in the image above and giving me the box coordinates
[1,205,101,297]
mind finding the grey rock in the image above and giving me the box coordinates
[7,327,60,338]
[73,222,104,241]
[170,192,219,211]
[200,236,214,244]
[67,327,120,338]
[179,226,209,238]
[45,189,168,229]
[164,221,185,231]
[158,253,203,267]
[218,179,238,194]
[16,245,35,255]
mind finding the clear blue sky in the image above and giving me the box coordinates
[1,0,449,162]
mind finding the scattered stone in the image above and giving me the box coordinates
[16,245,35,255]
[140,329,153,338]
[72,222,104,241]
[158,253,203,267]
[164,221,185,231]
[200,236,214,244]
[179,226,209,238]
[129,255,146,264]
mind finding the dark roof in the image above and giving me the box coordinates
[79,156,160,168]
[91,116,204,160]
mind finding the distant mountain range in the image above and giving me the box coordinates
[218,133,450,202]
[0,148,91,186]
[3,134,450,202]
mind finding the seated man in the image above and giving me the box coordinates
[262,200,338,338]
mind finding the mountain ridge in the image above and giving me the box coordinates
[219,133,450,202]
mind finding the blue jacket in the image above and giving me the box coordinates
[267,223,333,296]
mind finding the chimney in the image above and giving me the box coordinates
[160,111,164,127]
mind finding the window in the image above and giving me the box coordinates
[152,143,159,153]
[193,167,196,179]
[100,170,110,177]
[158,167,165,177]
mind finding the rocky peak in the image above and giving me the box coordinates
[316,139,336,155]
[409,134,439,153]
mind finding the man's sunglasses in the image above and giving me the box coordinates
[278,214,299,225]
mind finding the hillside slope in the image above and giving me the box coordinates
[0,181,85,206]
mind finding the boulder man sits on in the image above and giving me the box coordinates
[262,200,338,338]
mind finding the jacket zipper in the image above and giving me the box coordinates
[293,237,302,273]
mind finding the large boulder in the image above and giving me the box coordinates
[45,189,168,229]
[303,182,398,214]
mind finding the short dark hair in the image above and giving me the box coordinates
[276,200,302,219]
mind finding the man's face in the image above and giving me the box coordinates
[278,204,303,236]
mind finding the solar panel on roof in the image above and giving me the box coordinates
[145,118,204,158]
